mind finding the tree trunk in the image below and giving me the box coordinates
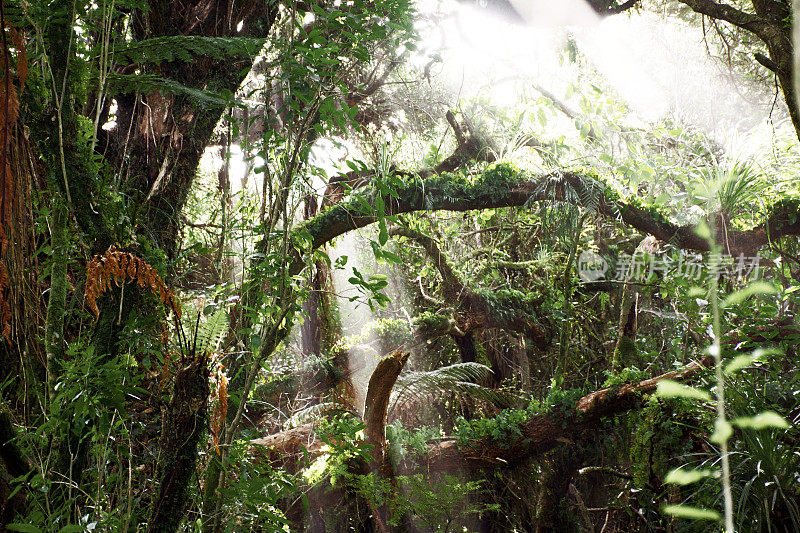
[533,445,583,532]
[148,357,209,533]
[453,331,477,363]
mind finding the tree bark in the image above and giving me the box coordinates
[364,350,409,474]
[147,357,209,533]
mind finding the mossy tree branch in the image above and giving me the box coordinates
[389,225,551,347]
[300,167,799,257]
[418,356,714,472]
[255,165,800,368]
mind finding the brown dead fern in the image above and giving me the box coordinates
[85,247,181,320]
[209,360,229,454]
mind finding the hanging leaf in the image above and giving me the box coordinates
[732,411,790,430]
[662,504,721,521]
[655,380,711,402]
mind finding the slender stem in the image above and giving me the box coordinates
[709,251,734,532]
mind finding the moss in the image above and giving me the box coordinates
[253,374,297,401]
[364,318,412,346]
[602,365,647,388]
[618,195,673,226]
[628,397,696,488]
[412,312,455,337]
[476,162,522,188]
[612,337,639,370]
[474,287,543,322]
[454,387,585,448]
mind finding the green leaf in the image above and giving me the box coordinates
[6,525,43,533]
[662,505,721,521]
[710,419,733,444]
[724,348,780,374]
[58,526,89,533]
[695,221,711,241]
[655,380,711,402]
[722,281,777,307]
[664,468,714,485]
[381,250,401,264]
[249,334,262,350]
[375,193,386,216]
[353,194,373,215]
[732,411,790,430]
[378,218,388,246]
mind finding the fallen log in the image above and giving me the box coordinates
[252,356,714,473]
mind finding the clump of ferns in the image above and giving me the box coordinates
[528,170,614,249]
[530,169,610,214]
[85,247,230,429]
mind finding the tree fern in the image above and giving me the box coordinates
[187,308,228,359]
[105,36,266,65]
[390,362,523,415]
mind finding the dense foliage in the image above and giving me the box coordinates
[0,0,799,532]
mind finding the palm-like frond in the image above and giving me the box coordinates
[389,362,524,415]
[691,160,765,217]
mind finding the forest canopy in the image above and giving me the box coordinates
[1,0,799,531]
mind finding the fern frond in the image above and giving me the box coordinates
[533,171,607,214]
[194,308,228,358]
[390,363,523,413]
[106,73,238,108]
[449,381,522,408]
[85,247,180,319]
[285,401,352,429]
[106,36,266,65]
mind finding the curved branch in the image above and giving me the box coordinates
[389,227,463,294]
[606,0,640,15]
[675,0,772,40]
[389,226,551,346]
[364,350,409,473]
